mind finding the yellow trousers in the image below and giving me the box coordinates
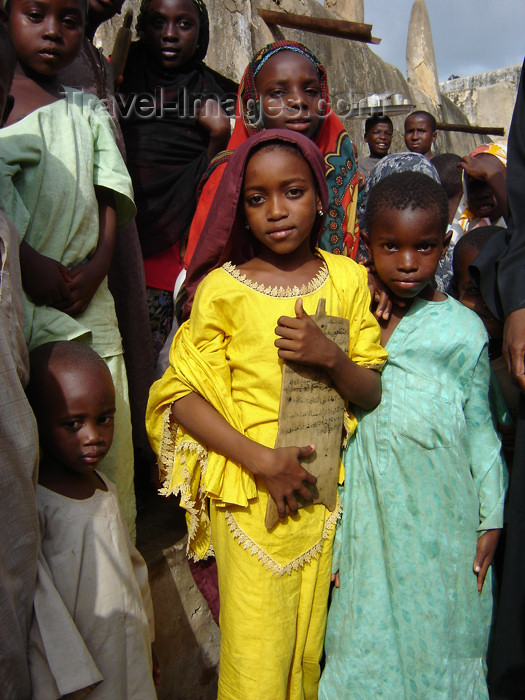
[211,504,334,700]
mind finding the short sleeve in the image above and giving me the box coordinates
[81,93,136,228]
[346,262,388,370]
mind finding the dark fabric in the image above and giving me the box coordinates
[472,59,525,699]
[119,37,233,258]
[183,129,329,319]
[146,286,175,367]
[188,558,220,625]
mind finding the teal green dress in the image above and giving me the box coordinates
[320,296,507,699]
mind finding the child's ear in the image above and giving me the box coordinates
[440,230,453,260]
[432,130,438,143]
[361,231,372,259]
[316,195,322,214]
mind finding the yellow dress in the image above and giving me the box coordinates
[146,250,387,699]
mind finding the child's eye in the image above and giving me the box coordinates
[63,420,81,431]
[27,11,43,21]
[305,87,320,97]
[464,285,480,296]
[63,15,81,28]
[99,414,115,426]
[268,89,285,99]
[149,18,165,29]
[287,187,304,198]
[246,194,264,206]
[383,242,397,251]
[418,242,435,252]
[177,19,194,29]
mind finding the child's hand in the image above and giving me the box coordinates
[19,243,72,307]
[258,443,317,519]
[365,267,406,320]
[195,98,230,158]
[59,259,105,317]
[275,298,334,367]
[331,571,340,588]
[458,153,504,182]
[357,171,366,191]
[473,529,501,594]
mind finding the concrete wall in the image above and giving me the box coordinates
[440,65,521,145]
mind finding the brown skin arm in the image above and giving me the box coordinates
[274,298,382,409]
[19,240,72,307]
[58,186,117,317]
[171,392,317,519]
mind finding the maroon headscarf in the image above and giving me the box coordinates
[183,129,329,319]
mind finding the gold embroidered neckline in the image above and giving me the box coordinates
[222,261,329,298]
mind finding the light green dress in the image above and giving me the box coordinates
[319,295,507,700]
[0,91,137,538]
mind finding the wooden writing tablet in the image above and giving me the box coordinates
[265,299,349,529]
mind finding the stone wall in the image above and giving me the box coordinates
[440,65,521,145]
[95,0,482,157]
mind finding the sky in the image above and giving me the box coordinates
[321,1,525,82]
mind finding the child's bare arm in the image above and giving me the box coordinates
[172,392,317,518]
[275,299,382,410]
[473,529,501,594]
[19,240,72,306]
[61,186,117,317]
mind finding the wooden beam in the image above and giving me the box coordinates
[257,8,381,45]
[110,10,133,82]
[436,122,505,137]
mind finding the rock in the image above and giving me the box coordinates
[148,536,220,699]
[325,0,364,23]
[406,0,441,105]
[441,66,521,145]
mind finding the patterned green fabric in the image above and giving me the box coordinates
[320,296,507,699]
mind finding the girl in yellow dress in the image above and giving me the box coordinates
[146,130,387,699]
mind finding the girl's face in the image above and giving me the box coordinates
[8,0,84,77]
[366,206,449,299]
[142,0,200,73]
[243,146,321,260]
[255,51,323,140]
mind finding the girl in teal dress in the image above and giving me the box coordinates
[319,171,507,699]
